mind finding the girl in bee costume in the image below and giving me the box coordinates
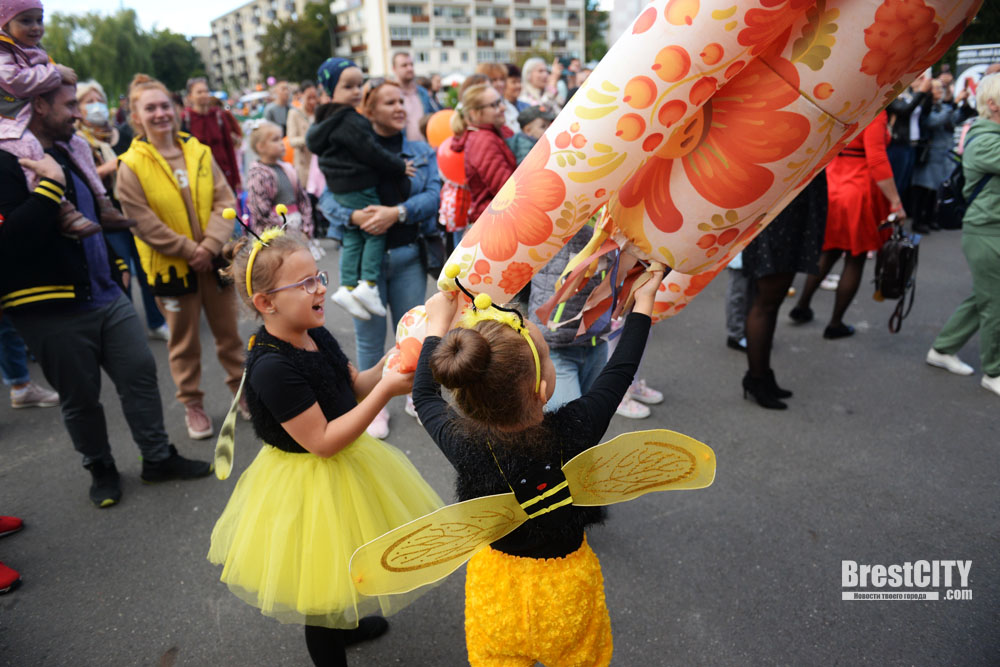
[207,220,442,667]
[409,266,666,667]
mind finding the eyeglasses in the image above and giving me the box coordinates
[265,271,329,295]
[477,99,504,110]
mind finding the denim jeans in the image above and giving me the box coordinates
[545,341,608,411]
[105,230,166,330]
[0,314,30,386]
[350,242,429,370]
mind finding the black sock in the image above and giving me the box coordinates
[304,625,348,667]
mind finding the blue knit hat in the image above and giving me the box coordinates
[317,57,358,96]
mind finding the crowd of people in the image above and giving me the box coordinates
[727,68,1000,410]
[1,0,999,664]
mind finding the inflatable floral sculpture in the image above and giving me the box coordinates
[390,0,982,369]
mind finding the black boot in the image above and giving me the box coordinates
[764,369,793,399]
[742,372,787,410]
[85,459,122,508]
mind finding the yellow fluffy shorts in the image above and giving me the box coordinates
[464,535,612,667]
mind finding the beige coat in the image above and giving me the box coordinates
[286,106,315,187]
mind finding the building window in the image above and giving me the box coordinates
[390,26,430,38]
[440,51,448,63]
[461,51,469,63]
[388,4,425,15]
[435,28,470,39]
[416,51,428,63]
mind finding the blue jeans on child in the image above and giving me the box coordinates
[545,341,609,411]
[351,242,428,371]
[0,314,30,386]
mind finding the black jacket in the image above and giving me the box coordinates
[887,90,930,145]
[0,149,126,315]
[305,104,407,194]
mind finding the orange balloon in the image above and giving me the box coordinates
[426,109,455,148]
[282,135,294,164]
[437,135,466,185]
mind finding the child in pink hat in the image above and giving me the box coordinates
[0,0,132,236]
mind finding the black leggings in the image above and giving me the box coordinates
[746,272,795,378]
[304,625,348,667]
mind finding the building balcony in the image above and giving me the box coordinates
[477,39,493,47]
[532,18,546,26]
[552,39,566,47]
[412,14,430,22]
[496,17,510,25]
[391,38,411,46]
[351,43,367,52]
[568,17,580,26]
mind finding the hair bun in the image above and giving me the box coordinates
[430,328,490,389]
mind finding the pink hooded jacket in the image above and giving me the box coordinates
[0,31,60,140]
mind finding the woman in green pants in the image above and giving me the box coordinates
[925,73,1000,398]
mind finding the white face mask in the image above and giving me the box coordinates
[84,101,110,126]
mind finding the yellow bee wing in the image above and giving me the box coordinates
[350,493,527,597]
[564,429,716,506]
[213,370,246,480]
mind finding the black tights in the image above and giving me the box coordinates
[746,272,795,378]
[796,249,867,328]
[304,625,348,667]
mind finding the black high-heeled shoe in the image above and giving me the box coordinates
[765,369,793,399]
[742,372,788,410]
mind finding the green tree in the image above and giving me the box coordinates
[584,0,609,64]
[939,4,1000,73]
[150,30,206,92]
[258,2,335,83]
[44,9,153,100]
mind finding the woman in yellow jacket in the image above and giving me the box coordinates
[117,74,244,440]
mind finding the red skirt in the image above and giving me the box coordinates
[823,155,891,255]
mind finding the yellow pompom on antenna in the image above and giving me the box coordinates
[275,204,288,216]
[223,208,236,220]
[474,293,492,311]
[444,264,461,279]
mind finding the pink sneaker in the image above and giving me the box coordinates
[367,407,390,439]
[627,379,663,405]
[615,396,650,419]
[185,402,214,440]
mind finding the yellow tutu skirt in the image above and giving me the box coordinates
[208,434,444,629]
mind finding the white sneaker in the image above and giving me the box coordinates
[926,348,974,376]
[982,374,1000,397]
[148,324,170,341]
[366,407,390,439]
[352,282,387,317]
[615,396,650,419]
[331,286,371,320]
[404,394,422,425]
[627,379,664,405]
[820,274,840,291]
[10,382,60,409]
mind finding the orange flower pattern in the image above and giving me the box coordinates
[860,0,938,88]
[460,138,565,263]
[616,56,810,241]
[436,0,978,330]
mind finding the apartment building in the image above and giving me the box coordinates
[210,0,585,89]
[330,0,586,76]
[208,0,311,89]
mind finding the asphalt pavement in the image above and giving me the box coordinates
[1,229,997,666]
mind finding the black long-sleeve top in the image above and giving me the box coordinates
[413,312,652,559]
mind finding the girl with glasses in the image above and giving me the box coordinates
[210,230,443,667]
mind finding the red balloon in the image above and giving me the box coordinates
[437,136,466,185]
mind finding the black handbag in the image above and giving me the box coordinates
[873,217,919,333]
